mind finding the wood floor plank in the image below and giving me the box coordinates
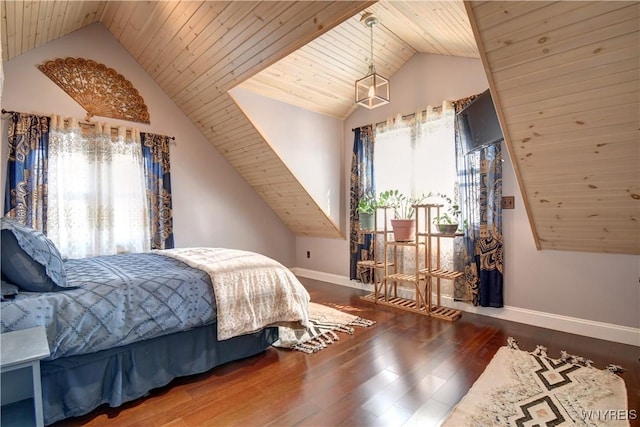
[53,277,640,427]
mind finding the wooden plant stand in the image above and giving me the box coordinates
[359,204,462,322]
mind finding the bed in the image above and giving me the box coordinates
[0,218,310,425]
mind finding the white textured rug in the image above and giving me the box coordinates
[273,302,375,353]
[443,338,630,426]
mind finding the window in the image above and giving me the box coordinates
[374,102,456,200]
[46,117,150,258]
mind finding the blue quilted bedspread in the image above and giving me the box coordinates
[0,253,216,360]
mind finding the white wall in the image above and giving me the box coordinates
[296,53,640,333]
[229,87,343,229]
[0,23,296,266]
[501,148,640,329]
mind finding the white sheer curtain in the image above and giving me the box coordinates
[375,101,456,198]
[415,101,456,197]
[374,114,413,196]
[47,116,150,259]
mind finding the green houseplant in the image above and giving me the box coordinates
[357,191,377,230]
[428,191,463,234]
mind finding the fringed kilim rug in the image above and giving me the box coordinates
[443,337,630,427]
[273,302,375,353]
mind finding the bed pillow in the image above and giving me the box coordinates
[0,217,71,292]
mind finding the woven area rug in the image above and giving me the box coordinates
[443,338,630,427]
[273,302,375,353]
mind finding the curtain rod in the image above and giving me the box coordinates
[351,104,443,132]
[1,109,175,141]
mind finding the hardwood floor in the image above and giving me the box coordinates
[55,277,639,426]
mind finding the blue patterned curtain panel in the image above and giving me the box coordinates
[4,112,50,232]
[141,132,175,249]
[454,97,504,307]
[350,126,375,281]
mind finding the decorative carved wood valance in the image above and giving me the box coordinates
[38,57,150,124]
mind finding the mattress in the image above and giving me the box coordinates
[1,252,216,360]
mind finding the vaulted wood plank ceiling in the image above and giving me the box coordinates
[2,1,638,254]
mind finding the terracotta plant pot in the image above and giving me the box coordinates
[391,219,416,242]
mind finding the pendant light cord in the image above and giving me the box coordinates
[369,22,375,73]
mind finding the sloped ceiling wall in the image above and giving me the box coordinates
[466,1,639,254]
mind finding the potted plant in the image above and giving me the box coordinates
[357,191,377,231]
[428,191,463,234]
[380,190,426,242]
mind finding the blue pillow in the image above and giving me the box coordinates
[0,217,72,292]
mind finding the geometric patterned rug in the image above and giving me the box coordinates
[442,337,631,426]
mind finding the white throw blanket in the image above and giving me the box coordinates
[274,302,375,353]
[158,248,310,340]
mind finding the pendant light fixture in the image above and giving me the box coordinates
[355,13,389,109]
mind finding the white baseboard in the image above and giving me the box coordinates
[291,268,640,347]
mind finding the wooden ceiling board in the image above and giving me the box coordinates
[478,2,581,46]
[2,1,16,58]
[1,0,93,60]
[168,4,338,120]
[467,0,640,255]
[139,2,256,86]
[471,1,550,33]
[170,1,363,105]
[158,2,291,91]
[150,3,250,86]
[516,144,638,172]
[488,10,638,75]
[507,87,637,123]
[499,57,638,109]
[22,0,39,52]
[107,1,170,50]
[481,2,632,54]
[114,2,186,64]
[338,16,414,71]
[507,106,637,141]
[383,0,478,57]
[516,139,638,164]
[235,61,349,118]
[305,32,376,79]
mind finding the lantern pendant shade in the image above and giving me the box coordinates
[355,13,389,109]
[355,66,390,109]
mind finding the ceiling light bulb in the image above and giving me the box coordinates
[368,85,375,98]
